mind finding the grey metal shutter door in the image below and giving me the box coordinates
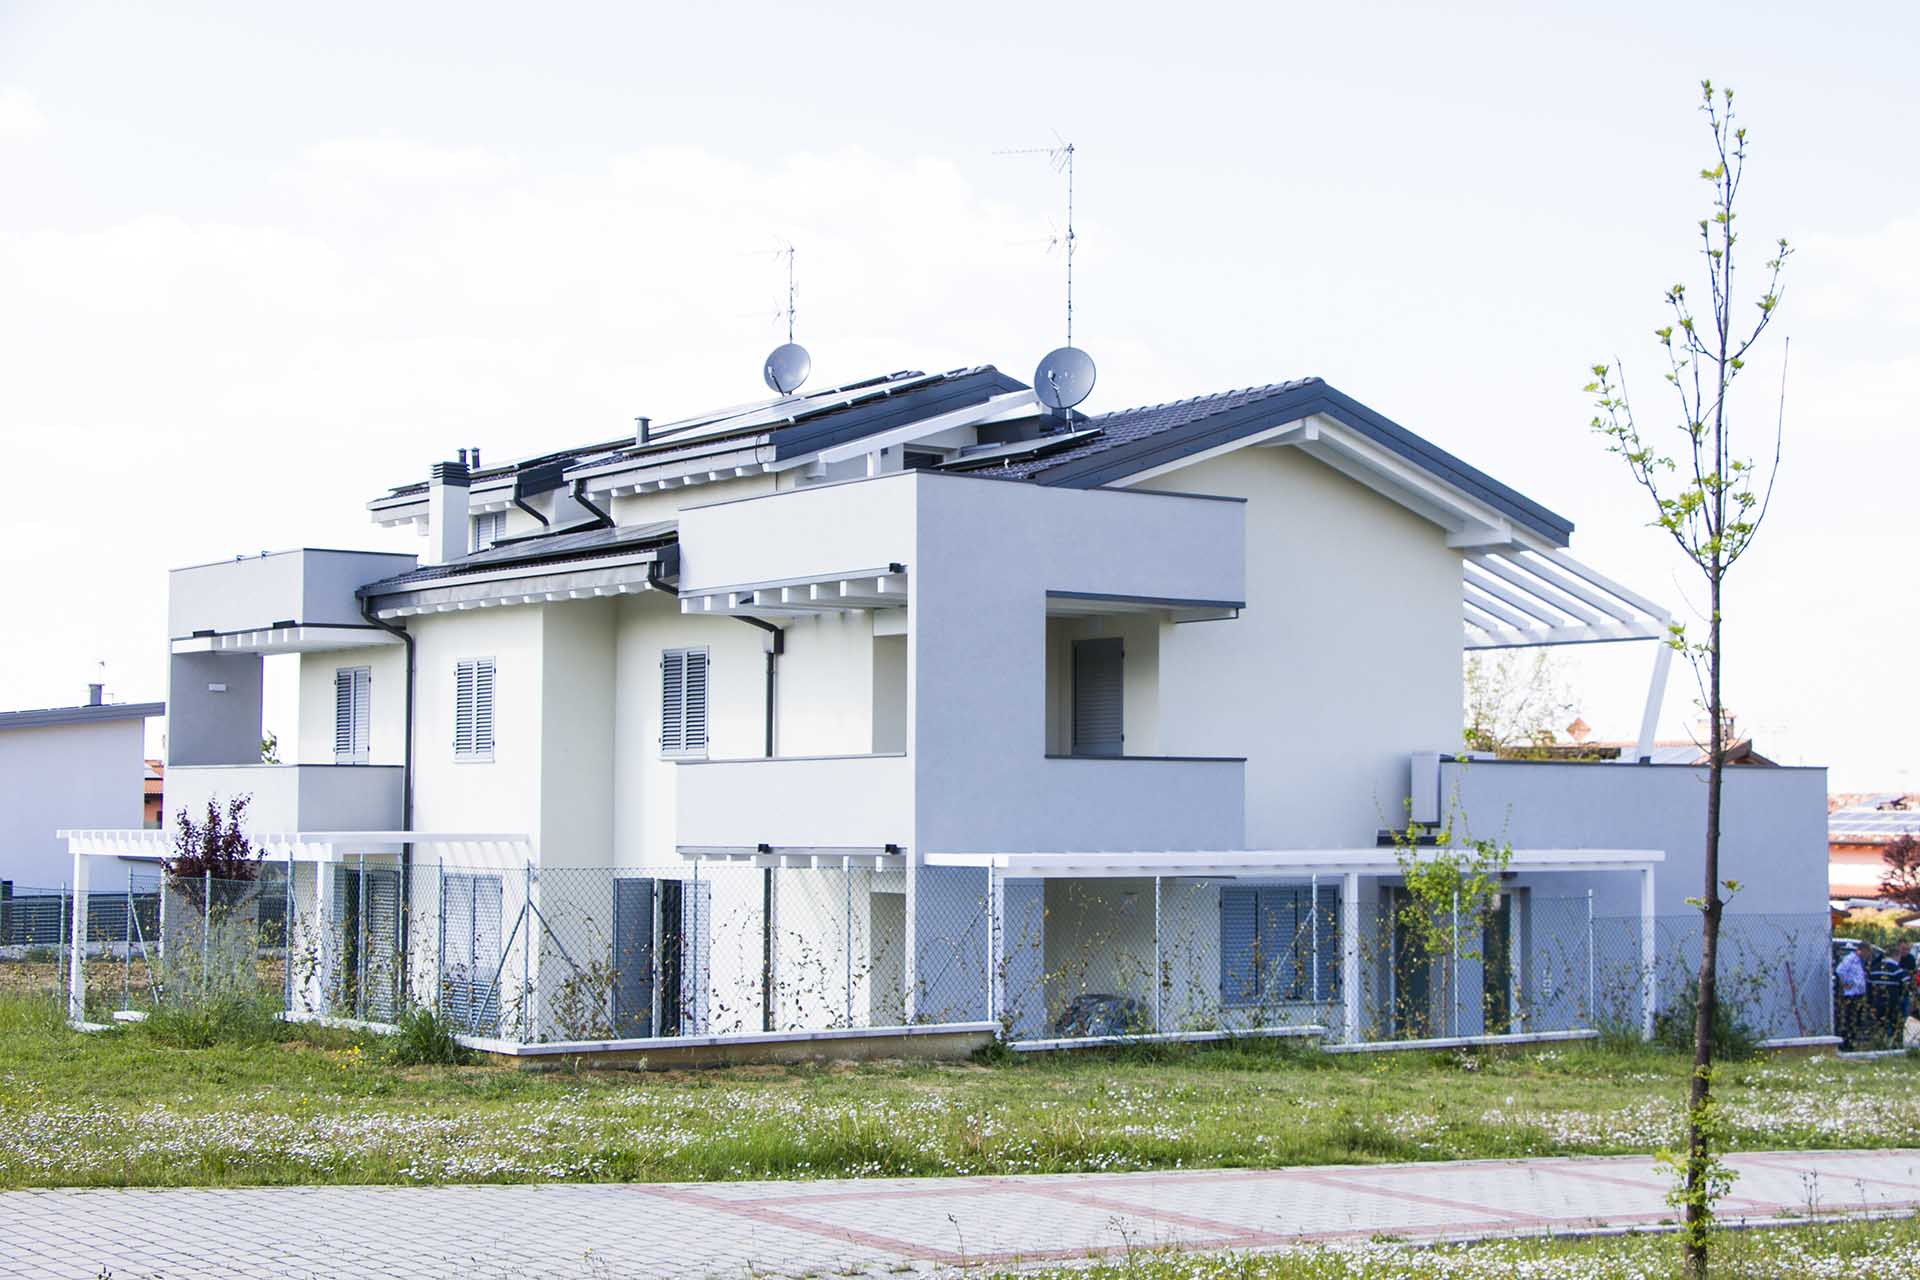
[1220,887,1259,1004]
[443,872,503,1032]
[1071,638,1124,757]
[1314,883,1341,1000]
[364,869,400,1020]
[611,878,655,1037]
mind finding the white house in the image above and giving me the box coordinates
[62,363,1832,1048]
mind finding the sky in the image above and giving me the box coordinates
[0,1,1914,789]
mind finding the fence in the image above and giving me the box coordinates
[37,860,1835,1052]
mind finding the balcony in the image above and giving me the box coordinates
[164,764,405,836]
[1023,755,1246,852]
[169,548,418,651]
[675,754,912,854]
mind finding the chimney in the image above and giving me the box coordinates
[635,416,652,447]
[426,459,471,565]
[470,446,481,470]
[87,682,104,707]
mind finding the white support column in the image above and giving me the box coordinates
[315,857,338,1014]
[1640,865,1658,1041]
[1341,872,1361,1044]
[1634,642,1675,763]
[903,854,918,1024]
[67,849,91,1023]
[1152,876,1163,1033]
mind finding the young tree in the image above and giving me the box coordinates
[165,795,261,898]
[1463,649,1576,756]
[1880,834,1920,911]
[1586,81,1791,1278]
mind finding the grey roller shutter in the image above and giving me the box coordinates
[612,878,655,1037]
[1071,637,1124,757]
[442,871,503,1032]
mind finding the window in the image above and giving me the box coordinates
[454,658,496,760]
[660,647,709,757]
[470,510,506,551]
[1220,884,1340,1005]
[333,666,371,764]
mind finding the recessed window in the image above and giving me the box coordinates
[471,510,506,551]
[660,647,709,757]
[454,658,496,761]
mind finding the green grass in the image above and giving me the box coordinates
[989,1216,1920,1279]
[2,992,1918,1188]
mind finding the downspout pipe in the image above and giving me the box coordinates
[571,478,614,529]
[357,592,416,997]
[510,471,550,528]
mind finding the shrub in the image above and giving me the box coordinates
[384,1005,473,1067]
[1653,983,1762,1061]
[142,992,287,1049]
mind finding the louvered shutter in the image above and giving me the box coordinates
[334,668,370,763]
[454,661,476,756]
[472,658,495,754]
[1071,638,1124,757]
[334,670,355,762]
[1259,888,1301,1001]
[1315,882,1342,1000]
[683,650,708,754]
[1220,887,1259,1005]
[660,651,685,754]
[660,648,709,757]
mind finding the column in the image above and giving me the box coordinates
[1341,872,1361,1043]
[66,848,90,1023]
[1640,865,1658,1041]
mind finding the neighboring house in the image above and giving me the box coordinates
[143,760,164,830]
[1828,794,1920,903]
[61,364,1832,1044]
[3,686,163,889]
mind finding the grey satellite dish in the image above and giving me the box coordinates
[764,342,812,395]
[1034,346,1096,411]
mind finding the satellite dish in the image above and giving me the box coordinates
[1034,346,1096,411]
[764,343,811,395]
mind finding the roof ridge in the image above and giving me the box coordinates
[1089,376,1320,422]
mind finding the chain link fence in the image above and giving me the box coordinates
[39,861,1834,1052]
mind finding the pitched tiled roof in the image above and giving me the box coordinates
[948,380,1318,482]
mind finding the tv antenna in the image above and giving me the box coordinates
[998,135,1095,412]
[761,240,810,394]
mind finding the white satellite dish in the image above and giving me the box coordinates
[764,343,812,395]
[1034,346,1096,411]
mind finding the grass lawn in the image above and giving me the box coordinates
[2,992,1918,1188]
[988,1216,1920,1279]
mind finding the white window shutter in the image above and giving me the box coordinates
[660,651,685,755]
[454,661,476,756]
[474,658,495,753]
[684,650,708,753]
[334,670,355,762]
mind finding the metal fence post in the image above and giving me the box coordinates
[435,865,447,1014]
[1153,875,1163,1033]
[1450,888,1460,1039]
[202,869,212,994]
[844,863,854,1029]
[123,868,133,1011]
[521,860,534,1041]
[1311,873,1320,1006]
[285,845,296,1015]
[357,853,369,1020]
[1585,889,1595,1026]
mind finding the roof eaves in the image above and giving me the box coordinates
[0,701,167,730]
[1025,380,1574,547]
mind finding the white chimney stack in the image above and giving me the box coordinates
[425,459,470,565]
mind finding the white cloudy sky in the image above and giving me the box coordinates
[1,2,1913,789]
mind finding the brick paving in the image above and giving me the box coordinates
[1,1149,1917,1278]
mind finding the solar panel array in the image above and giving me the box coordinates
[1830,807,1920,838]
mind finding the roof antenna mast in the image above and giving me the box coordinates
[763,240,810,395]
[997,134,1095,414]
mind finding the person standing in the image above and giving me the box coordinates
[1836,941,1869,1049]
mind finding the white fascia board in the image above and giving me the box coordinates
[170,625,405,656]
[806,389,1041,468]
[575,442,775,495]
[1304,424,1524,548]
[924,847,1663,876]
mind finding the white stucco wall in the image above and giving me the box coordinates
[1147,445,1464,848]
[296,645,408,767]
[1,717,148,887]
[406,607,545,842]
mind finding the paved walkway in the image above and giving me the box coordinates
[2,1149,1917,1279]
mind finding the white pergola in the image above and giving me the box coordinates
[1459,547,1675,762]
[925,846,1664,1045]
[58,829,531,1024]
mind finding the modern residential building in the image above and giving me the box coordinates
[1828,794,1920,903]
[3,687,163,889]
[62,363,1833,1049]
